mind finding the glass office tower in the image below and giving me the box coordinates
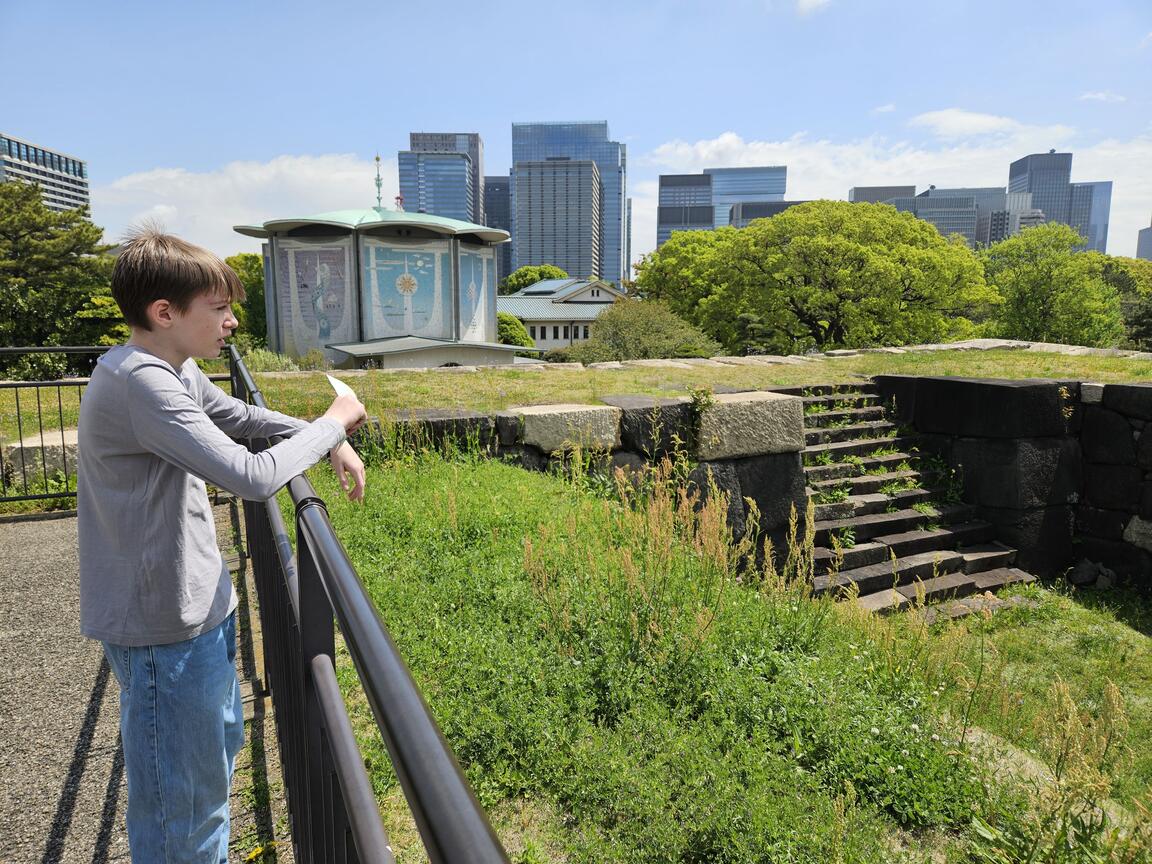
[657,174,713,246]
[409,132,484,223]
[0,132,89,211]
[1009,152,1073,226]
[1074,181,1111,253]
[484,174,512,282]
[704,166,786,229]
[849,185,916,203]
[887,195,979,247]
[512,159,601,279]
[511,122,627,282]
[397,151,474,222]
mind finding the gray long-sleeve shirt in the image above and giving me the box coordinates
[77,345,346,646]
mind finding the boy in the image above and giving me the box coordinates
[77,228,367,862]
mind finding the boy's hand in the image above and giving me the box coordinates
[323,394,368,434]
[330,442,366,502]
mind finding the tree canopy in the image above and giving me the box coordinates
[567,298,719,363]
[0,182,121,377]
[497,310,534,348]
[981,223,1124,348]
[498,264,569,295]
[635,201,994,355]
[225,252,267,347]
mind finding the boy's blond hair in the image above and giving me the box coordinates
[112,226,245,330]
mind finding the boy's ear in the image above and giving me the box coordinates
[145,298,176,330]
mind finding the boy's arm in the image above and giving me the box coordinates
[128,365,345,501]
[195,364,311,439]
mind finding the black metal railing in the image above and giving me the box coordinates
[0,347,230,506]
[228,346,509,864]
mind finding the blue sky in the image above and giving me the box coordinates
[3,0,1150,260]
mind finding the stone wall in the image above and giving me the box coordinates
[1075,384,1152,580]
[358,391,808,540]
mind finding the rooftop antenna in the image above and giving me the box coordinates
[374,154,383,208]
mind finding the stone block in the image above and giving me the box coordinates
[1142,483,1152,519]
[1075,506,1129,540]
[951,437,1080,509]
[979,505,1074,577]
[389,408,497,452]
[732,452,807,535]
[871,375,918,426]
[1123,515,1152,553]
[1083,463,1142,510]
[1075,536,1152,582]
[898,377,1080,438]
[3,428,78,476]
[514,404,620,454]
[1081,406,1136,464]
[599,395,693,459]
[1102,384,1152,420]
[494,411,522,446]
[1137,430,1152,469]
[696,391,804,460]
[687,461,746,540]
[1081,383,1105,404]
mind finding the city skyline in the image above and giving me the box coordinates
[3,0,1149,261]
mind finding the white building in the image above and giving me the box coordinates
[497,278,624,351]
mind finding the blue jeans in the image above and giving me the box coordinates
[102,612,244,863]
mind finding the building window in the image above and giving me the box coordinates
[563,326,569,339]
[553,325,559,340]
[529,325,536,339]
[583,325,590,339]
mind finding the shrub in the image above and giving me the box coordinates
[567,299,720,362]
[497,311,534,348]
[241,348,299,372]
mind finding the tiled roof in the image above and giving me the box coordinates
[497,297,615,321]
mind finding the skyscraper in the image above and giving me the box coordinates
[0,132,89,211]
[1008,151,1111,251]
[704,167,787,228]
[513,159,601,279]
[397,150,474,222]
[849,185,916,203]
[1137,217,1152,262]
[886,194,980,247]
[656,174,713,246]
[408,132,484,223]
[511,122,627,282]
[484,175,512,282]
[919,186,1038,246]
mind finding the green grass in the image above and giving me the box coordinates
[288,452,1151,862]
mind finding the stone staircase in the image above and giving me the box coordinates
[776,383,1037,619]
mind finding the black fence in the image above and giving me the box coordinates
[228,347,509,864]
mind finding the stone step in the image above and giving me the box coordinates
[918,592,1038,626]
[872,521,997,558]
[959,543,1017,573]
[812,520,998,575]
[856,570,980,614]
[812,503,974,547]
[804,452,914,483]
[803,436,916,464]
[773,383,880,397]
[804,406,887,427]
[815,549,965,597]
[811,488,934,522]
[809,469,922,495]
[801,393,881,410]
[805,421,897,446]
[971,566,1035,592]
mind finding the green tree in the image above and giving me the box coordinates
[498,264,569,295]
[568,298,719,362]
[983,223,1124,347]
[0,182,120,377]
[497,311,534,348]
[635,201,994,355]
[225,252,266,347]
[1101,256,1152,349]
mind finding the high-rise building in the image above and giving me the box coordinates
[409,132,484,223]
[919,186,1037,246]
[1007,151,1111,251]
[886,194,979,247]
[513,159,601,279]
[511,122,627,282]
[849,185,916,203]
[704,166,786,229]
[1138,217,1152,262]
[0,132,89,212]
[729,201,811,227]
[656,174,713,246]
[484,175,512,282]
[397,150,474,222]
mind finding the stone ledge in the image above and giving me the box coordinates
[511,404,621,453]
[696,391,804,460]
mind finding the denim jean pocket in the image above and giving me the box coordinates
[102,643,132,690]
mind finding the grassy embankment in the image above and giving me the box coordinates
[286,443,1152,863]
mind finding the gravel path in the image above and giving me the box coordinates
[0,507,292,864]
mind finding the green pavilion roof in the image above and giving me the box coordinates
[233,207,509,244]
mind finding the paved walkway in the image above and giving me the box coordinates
[0,505,292,864]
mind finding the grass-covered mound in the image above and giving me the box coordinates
[296,451,1150,862]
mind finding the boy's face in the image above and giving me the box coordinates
[169,289,238,359]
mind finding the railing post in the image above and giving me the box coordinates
[297,495,336,864]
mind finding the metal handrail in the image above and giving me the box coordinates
[229,345,508,864]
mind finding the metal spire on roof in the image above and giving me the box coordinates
[374,153,382,208]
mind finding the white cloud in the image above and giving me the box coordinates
[872,103,897,114]
[635,128,1152,263]
[91,153,397,257]
[796,0,831,14]
[908,108,1074,143]
[1079,90,1126,103]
